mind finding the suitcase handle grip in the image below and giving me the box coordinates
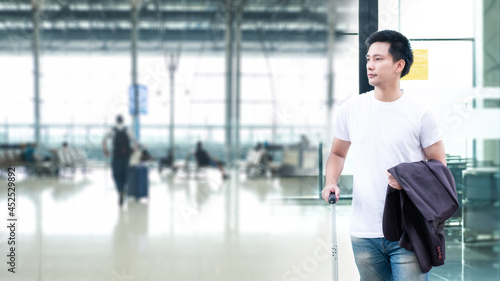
[328,192,337,204]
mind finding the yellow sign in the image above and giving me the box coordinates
[402,49,428,80]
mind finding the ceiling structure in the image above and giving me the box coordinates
[0,0,354,55]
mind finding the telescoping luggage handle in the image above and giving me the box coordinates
[328,192,337,204]
[329,192,339,281]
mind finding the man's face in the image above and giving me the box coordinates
[366,42,402,87]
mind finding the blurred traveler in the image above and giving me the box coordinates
[102,115,135,207]
[194,141,228,179]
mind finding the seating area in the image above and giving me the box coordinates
[157,150,211,177]
[0,145,27,170]
[0,144,47,176]
[239,148,271,176]
[51,147,88,176]
[0,143,87,177]
[238,145,320,177]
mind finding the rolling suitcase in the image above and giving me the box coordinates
[128,165,149,200]
[329,192,338,281]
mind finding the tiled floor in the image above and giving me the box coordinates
[0,166,498,280]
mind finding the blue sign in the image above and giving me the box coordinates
[129,84,148,115]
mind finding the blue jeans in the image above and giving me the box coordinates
[351,237,428,281]
[112,157,129,193]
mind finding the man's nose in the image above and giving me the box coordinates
[366,60,374,70]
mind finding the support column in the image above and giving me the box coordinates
[234,1,243,163]
[32,0,42,146]
[131,0,140,140]
[224,0,234,164]
[168,54,179,160]
[224,0,245,165]
[326,0,337,143]
[318,142,323,198]
[358,0,378,94]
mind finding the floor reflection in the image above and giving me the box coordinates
[0,167,497,280]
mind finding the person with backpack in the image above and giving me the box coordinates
[102,115,135,207]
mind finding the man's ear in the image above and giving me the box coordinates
[396,59,405,73]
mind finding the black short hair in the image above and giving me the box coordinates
[116,115,124,124]
[365,30,413,78]
[196,141,203,151]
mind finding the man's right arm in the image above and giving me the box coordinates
[102,129,112,157]
[321,137,350,202]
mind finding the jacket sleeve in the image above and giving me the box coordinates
[382,185,404,242]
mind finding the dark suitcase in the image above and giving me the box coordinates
[128,165,149,199]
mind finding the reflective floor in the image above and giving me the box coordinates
[0,167,498,281]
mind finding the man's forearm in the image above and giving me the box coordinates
[325,152,345,186]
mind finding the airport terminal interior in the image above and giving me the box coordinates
[0,0,499,280]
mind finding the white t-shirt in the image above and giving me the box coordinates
[334,91,441,238]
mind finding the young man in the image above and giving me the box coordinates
[102,115,136,206]
[321,30,446,280]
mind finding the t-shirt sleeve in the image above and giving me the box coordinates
[102,129,114,142]
[419,109,442,148]
[333,101,350,142]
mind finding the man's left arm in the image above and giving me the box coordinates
[420,109,446,166]
[387,140,447,190]
[423,140,447,166]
